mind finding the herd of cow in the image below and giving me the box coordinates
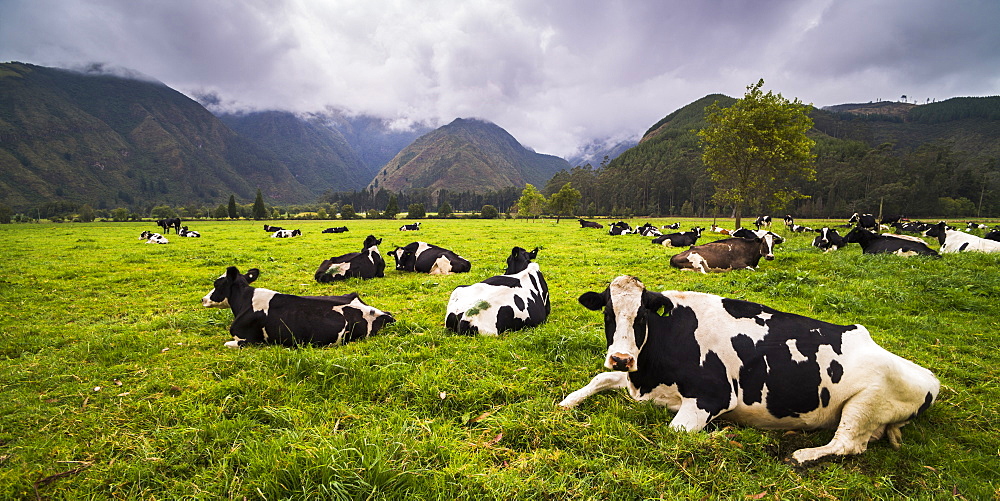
[133,212,1000,465]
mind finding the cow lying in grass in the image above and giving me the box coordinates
[445,247,548,335]
[560,275,939,465]
[389,242,471,274]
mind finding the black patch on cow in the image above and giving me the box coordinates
[514,295,525,310]
[820,387,830,408]
[827,360,844,384]
[732,333,766,405]
[495,305,518,333]
[483,276,521,287]
[958,242,969,251]
[913,392,934,419]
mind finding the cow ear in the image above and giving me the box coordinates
[578,291,606,310]
[643,291,673,316]
[226,267,239,281]
[245,268,260,283]
[530,247,540,258]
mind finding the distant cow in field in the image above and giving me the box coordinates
[710,224,733,235]
[399,222,421,231]
[637,223,662,237]
[390,242,471,274]
[925,221,1000,253]
[315,235,386,282]
[783,215,794,228]
[271,229,301,238]
[179,226,200,238]
[445,247,549,335]
[202,266,394,348]
[788,224,814,233]
[843,227,938,257]
[849,213,877,230]
[669,232,780,273]
[139,231,168,244]
[662,222,681,230]
[881,215,906,225]
[652,227,702,247]
[322,227,349,233]
[966,222,989,230]
[985,229,1000,242]
[754,216,772,229]
[560,275,939,465]
[156,218,181,234]
[812,227,846,252]
[578,219,603,229]
[609,221,635,235]
[264,224,284,232]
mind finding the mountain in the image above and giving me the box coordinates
[0,62,315,210]
[368,118,570,193]
[303,112,433,178]
[577,94,1000,218]
[218,110,371,191]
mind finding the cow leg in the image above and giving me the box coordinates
[668,398,719,432]
[559,371,629,408]
[790,392,888,464]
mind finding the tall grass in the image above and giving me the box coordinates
[0,218,997,499]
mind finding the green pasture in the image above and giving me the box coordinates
[0,218,997,499]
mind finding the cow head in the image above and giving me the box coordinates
[505,247,539,274]
[923,221,949,245]
[389,244,415,270]
[363,235,383,249]
[578,276,671,372]
[202,267,260,308]
[758,232,780,260]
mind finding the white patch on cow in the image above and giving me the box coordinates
[326,261,351,278]
[224,339,243,348]
[251,288,277,315]
[786,339,808,363]
[415,242,432,255]
[201,289,229,308]
[882,233,925,243]
[940,229,1000,253]
[893,249,919,257]
[429,256,453,275]
[685,253,709,274]
[605,276,646,370]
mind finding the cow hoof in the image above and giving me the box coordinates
[224,340,242,349]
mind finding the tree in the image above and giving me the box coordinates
[227,195,238,219]
[384,195,400,219]
[0,203,11,224]
[150,205,176,219]
[547,182,581,222]
[340,204,356,220]
[408,203,426,219]
[78,204,96,222]
[437,201,453,218]
[698,79,816,228]
[252,189,267,220]
[480,204,499,219]
[516,184,547,220]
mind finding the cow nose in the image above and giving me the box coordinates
[765,255,774,261]
[609,353,634,371]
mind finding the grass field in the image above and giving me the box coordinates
[1,218,998,499]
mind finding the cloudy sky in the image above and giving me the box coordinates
[2,0,999,157]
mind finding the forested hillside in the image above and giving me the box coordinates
[544,95,1000,218]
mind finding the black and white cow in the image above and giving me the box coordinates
[966,222,989,231]
[662,222,681,230]
[263,224,284,232]
[445,247,549,335]
[985,229,1000,242]
[925,221,1000,253]
[637,223,662,237]
[390,242,471,274]
[178,226,200,238]
[788,224,814,233]
[559,275,939,465]
[881,215,906,225]
[783,215,794,228]
[754,216,772,229]
[578,219,604,229]
[651,227,703,247]
[399,222,421,231]
[202,266,394,348]
[271,229,301,238]
[843,227,939,257]
[155,217,181,234]
[849,213,877,230]
[730,228,784,243]
[609,221,635,235]
[314,235,386,282]
[812,227,846,252]
[322,226,349,233]
[669,233,779,273]
[139,230,168,244]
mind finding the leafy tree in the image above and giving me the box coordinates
[516,184,547,220]
[547,182,581,222]
[78,204,96,222]
[110,207,130,222]
[697,79,816,228]
[227,195,238,219]
[384,195,400,219]
[366,209,381,219]
[214,204,228,219]
[480,204,499,219]
[252,189,267,220]
[150,205,176,219]
[0,203,11,224]
[340,204,356,219]
[408,203,426,219]
[317,207,328,219]
[437,201,453,218]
